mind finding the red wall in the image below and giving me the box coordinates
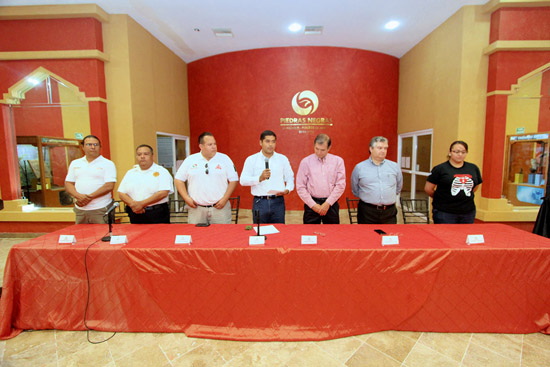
[12,80,64,137]
[0,17,109,201]
[0,18,103,52]
[490,8,550,43]
[188,47,399,210]
[482,7,550,199]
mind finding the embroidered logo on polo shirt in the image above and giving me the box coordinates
[153,171,160,177]
[216,164,222,170]
[192,164,198,168]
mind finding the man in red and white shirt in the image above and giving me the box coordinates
[175,132,238,224]
[296,134,346,224]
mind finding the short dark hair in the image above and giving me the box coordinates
[136,144,154,155]
[260,130,277,141]
[314,134,331,148]
[199,132,214,144]
[450,140,468,152]
[82,135,101,146]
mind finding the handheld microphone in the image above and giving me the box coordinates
[103,202,120,216]
[265,158,269,180]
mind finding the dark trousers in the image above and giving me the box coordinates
[252,196,285,224]
[126,202,170,224]
[433,208,476,224]
[357,200,397,224]
[303,198,340,224]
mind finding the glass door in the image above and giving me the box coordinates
[398,130,433,200]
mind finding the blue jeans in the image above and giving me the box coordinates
[252,196,285,224]
[433,208,476,224]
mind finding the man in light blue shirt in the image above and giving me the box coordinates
[351,136,403,224]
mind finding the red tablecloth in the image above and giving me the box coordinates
[1,223,550,340]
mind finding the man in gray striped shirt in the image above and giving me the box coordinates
[351,136,403,224]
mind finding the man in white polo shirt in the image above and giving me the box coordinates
[65,135,117,224]
[118,144,174,224]
[174,132,238,224]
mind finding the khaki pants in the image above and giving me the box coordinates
[187,202,231,224]
[74,205,110,224]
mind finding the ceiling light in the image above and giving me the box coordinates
[288,23,303,32]
[384,21,400,30]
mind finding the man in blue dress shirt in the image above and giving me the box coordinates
[351,136,403,224]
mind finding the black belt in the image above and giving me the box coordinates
[254,195,279,200]
[361,201,395,210]
[145,203,168,211]
[197,204,214,208]
[312,197,328,202]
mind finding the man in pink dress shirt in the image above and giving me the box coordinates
[296,134,346,224]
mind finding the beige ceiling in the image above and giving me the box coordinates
[3,0,488,63]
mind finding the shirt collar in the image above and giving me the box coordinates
[369,157,385,166]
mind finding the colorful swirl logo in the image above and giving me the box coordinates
[292,90,319,116]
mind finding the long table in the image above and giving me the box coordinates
[1,223,550,340]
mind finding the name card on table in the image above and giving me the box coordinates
[249,236,265,246]
[110,235,128,245]
[175,235,192,245]
[301,235,317,245]
[466,234,484,245]
[58,235,76,245]
[381,235,399,246]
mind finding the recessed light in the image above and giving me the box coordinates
[384,20,400,30]
[288,23,303,32]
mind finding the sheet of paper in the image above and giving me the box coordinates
[253,225,279,235]
[301,235,317,245]
[466,234,484,245]
[110,235,128,245]
[381,235,399,246]
[175,235,192,245]
[58,235,76,244]
[249,236,265,246]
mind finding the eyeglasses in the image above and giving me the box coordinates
[451,150,467,154]
[205,163,209,175]
[85,143,99,147]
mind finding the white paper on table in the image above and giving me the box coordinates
[381,235,399,246]
[58,235,76,245]
[249,236,265,246]
[301,235,317,245]
[267,190,283,196]
[110,235,128,245]
[253,225,279,235]
[466,234,484,245]
[175,235,192,245]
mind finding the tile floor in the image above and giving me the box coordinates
[0,211,549,366]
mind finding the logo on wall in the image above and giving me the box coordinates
[292,90,319,116]
[281,90,333,134]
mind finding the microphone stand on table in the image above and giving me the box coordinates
[101,202,120,242]
[255,209,266,240]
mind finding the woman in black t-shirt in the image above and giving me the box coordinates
[424,141,483,224]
